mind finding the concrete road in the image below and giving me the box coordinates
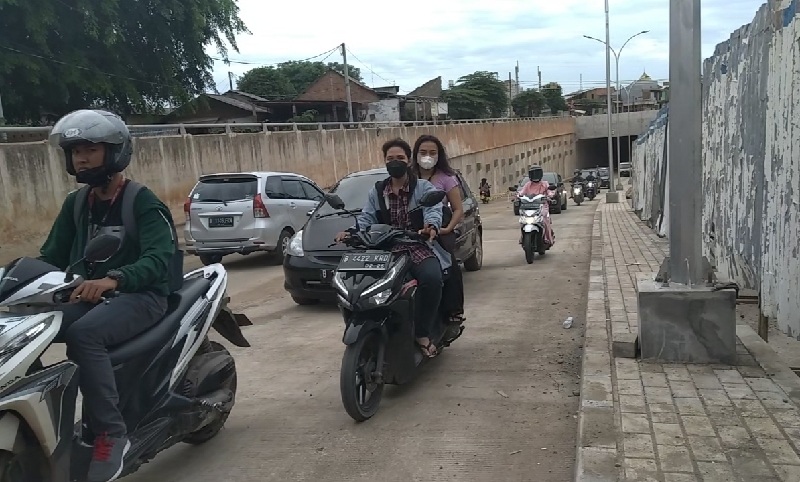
[120,196,598,482]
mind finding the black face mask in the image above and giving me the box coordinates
[386,160,408,179]
[75,166,113,188]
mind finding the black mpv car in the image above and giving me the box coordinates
[283,168,484,305]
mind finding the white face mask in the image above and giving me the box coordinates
[418,155,436,170]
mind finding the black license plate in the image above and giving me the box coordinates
[319,269,334,282]
[337,252,392,271]
[209,216,234,228]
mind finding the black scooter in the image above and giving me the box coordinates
[320,190,463,421]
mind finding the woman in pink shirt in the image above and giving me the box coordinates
[412,135,466,330]
[518,166,554,246]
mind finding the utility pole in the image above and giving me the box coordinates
[603,0,617,201]
[228,72,234,91]
[515,61,520,97]
[0,91,6,142]
[537,66,542,90]
[508,72,513,117]
[580,74,583,91]
[668,0,703,285]
[341,43,354,123]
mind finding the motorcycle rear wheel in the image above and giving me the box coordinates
[183,340,238,445]
[0,438,49,482]
[522,233,535,264]
[340,332,384,422]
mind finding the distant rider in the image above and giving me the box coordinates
[517,166,554,246]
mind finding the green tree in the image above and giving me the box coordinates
[237,66,296,99]
[541,82,568,114]
[512,89,546,117]
[242,61,363,98]
[0,0,249,124]
[442,71,507,119]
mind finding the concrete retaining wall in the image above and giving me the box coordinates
[631,1,800,336]
[0,118,575,261]
[575,110,659,140]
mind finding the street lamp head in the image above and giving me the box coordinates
[641,30,650,34]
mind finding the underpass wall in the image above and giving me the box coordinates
[630,1,800,336]
[0,118,575,261]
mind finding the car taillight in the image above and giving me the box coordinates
[253,194,269,218]
[183,197,191,221]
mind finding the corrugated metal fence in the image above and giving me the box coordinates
[631,1,800,337]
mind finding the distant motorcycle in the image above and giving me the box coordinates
[585,181,597,201]
[513,192,552,264]
[479,185,490,204]
[572,182,585,206]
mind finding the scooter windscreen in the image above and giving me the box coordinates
[0,258,59,305]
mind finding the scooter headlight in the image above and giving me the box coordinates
[0,315,55,365]
[573,187,582,195]
[362,257,406,298]
[369,289,392,305]
[523,215,543,224]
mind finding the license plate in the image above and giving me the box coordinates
[320,269,334,282]
[209,216,234,228]
[337,252,392,271]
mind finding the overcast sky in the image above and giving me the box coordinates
[211,0,764,96]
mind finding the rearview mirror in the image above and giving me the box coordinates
[324,193,345,210]
[419,190,446,207]
[84,234,121,263]
[508,186,517,192]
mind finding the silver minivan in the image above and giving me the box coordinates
[183,171,325,265]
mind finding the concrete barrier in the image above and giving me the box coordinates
[0,117,575,261]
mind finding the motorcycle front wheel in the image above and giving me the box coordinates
[522,232,535,264]
[340,331,384,422]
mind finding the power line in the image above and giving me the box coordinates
[211,44,341,66]
[344,47,395,86]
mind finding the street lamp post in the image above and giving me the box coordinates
[583,30,649,191]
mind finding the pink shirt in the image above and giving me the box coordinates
[427,172,460,206]
[519,180,550,197]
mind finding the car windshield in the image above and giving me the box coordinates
[316,172,386,216]
[597,168,609,176]
[542,172,558,185]
[192,177,258,202]
[518,177,528,188]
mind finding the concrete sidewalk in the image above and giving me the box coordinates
[575,196,800,482]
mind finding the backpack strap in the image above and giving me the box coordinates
[374,179,390,225]
[73,185,92,230]
[121,181,145,239]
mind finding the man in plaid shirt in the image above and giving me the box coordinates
[336,138,450,358]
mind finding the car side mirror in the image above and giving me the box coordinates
[306,209,314,216]
[508,186,517,192]
[548,183,557,190]
[324,193,345,210]
[557,182,564,187]
[419,190,446,207]
[84,234,121,263]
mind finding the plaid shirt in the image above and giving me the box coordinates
[384,180,435,264]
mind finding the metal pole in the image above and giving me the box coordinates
[668,0,703,285]
[341,43,354,123]
[604,0,615,193]
[614,54,623,190]
[0,91,6,142]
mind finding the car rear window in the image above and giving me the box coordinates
[543,172,558,184]
[316,173,385,215]
[192,177,258,202]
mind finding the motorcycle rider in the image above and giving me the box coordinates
[40,109,178,482]
[479,178,491,197]
[517,166,555,246]
[334,138,450,358]
[586,170,598,183]
[570,169,585,184]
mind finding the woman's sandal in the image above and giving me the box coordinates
[449,313,466,325]
[418,341,438,358]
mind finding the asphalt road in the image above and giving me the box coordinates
[117,195,598,482]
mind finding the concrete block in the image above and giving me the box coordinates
[613,332,638,358]
[605,191,620,203]
[637,279,736,364]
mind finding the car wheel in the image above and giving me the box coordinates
[562,196,568,211]
[292,296,320,306]
[199,254,223,266]
[276,229,293,258]
[464,230,483,271]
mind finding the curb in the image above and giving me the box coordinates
[574,201,620,482]
[737,325,800,409]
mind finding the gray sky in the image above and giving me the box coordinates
[211,0,763,95]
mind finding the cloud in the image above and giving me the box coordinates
[211,0,765,95]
